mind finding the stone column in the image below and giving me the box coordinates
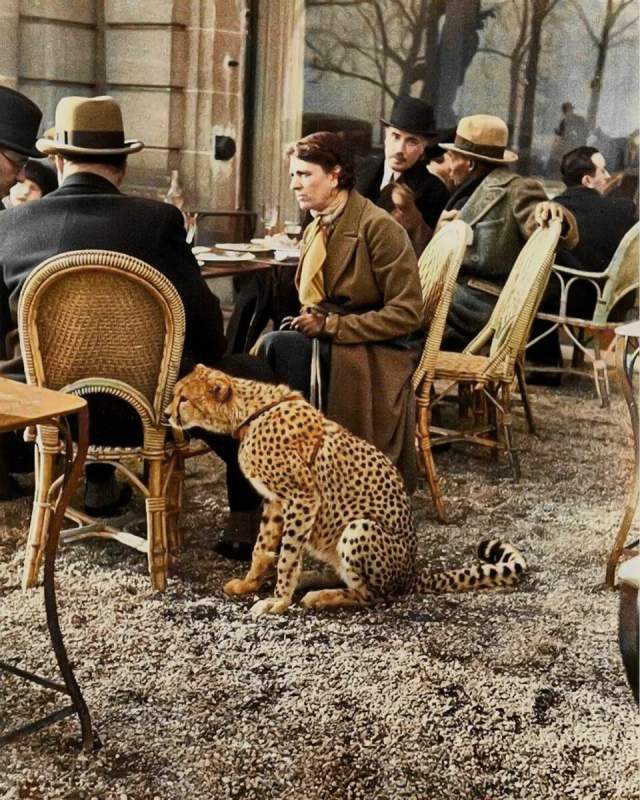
[250,0,305,231]
[182,0,249,210]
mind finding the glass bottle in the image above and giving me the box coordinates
[164,169,184,211]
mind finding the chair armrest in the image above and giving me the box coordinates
[466,278,501,297]
[552,263,607,280]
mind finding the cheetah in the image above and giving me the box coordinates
[168,365,527,616]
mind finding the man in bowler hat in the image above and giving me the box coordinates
[0,86,42,200]
[355,95,450,254]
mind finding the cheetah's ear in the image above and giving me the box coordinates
[207,373,234,404]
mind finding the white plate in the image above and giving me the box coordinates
[216,242,272,253]
[198,252,256,262]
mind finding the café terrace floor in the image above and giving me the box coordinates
[0,380,637,800]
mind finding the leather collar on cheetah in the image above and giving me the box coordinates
[232,395,301,441]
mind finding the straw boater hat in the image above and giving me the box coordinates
[441,115,518,164]
[36,96,143,157]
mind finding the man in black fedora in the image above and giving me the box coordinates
[0,95,272,552]
[355,95,450,254]
[0,86,42,200]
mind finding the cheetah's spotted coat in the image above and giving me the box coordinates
[169,366,527,616]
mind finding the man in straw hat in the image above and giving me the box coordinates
[355,96,450,254]
[436,113,578,351]
[0,95,272,525]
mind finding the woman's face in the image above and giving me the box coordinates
[9,177,43,206]
[289,156,340,212]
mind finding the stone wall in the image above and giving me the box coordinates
[0,0,304,218]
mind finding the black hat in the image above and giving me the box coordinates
[381,96,437,137]
[0,87,42,157]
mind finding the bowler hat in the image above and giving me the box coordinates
[381,96,437,137]
[0,87,42,157]
[441,115,518,164]
[36,95,144,157]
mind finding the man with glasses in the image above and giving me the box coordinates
[0,86,41,499]
[0,87,42,198]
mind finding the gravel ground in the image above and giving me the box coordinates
[0,382,638,800]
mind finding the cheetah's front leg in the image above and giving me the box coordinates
[250,492,320,617]
[223,499,284,597]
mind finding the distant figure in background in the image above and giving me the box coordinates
[546,102,589,177]
[3,158,57,208]
[355,96,450,254]
[555,102,588,148]
[423,129,457,193]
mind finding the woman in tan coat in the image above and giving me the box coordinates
[258,132,423,492]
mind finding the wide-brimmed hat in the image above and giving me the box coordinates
[441,115,518,164]
[381,96,437,137]
[36,96,143,157]
[0,87,42,157]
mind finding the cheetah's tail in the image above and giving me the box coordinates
[415,539,527,594]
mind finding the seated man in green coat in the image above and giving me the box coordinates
[436,114,578,351]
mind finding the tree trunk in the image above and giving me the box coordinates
[420,0,444,106]
[586,7,612,132]
[517,1,545,173]
[434,0,481,127]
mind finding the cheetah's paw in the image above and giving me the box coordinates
[223,578,259,596]
[250,597,290,617]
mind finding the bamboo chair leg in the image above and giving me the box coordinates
[145,459,169,591]
[167,453,185,555]
[592,336,609,408]
[516,357,537,436]
[22,445,57,590]
[500,384,520,481]
[416,399,447,523]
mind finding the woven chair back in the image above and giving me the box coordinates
[413,220,472,388]
[18,250,186,417]
[593,222,640,324]
[487,220,562,365]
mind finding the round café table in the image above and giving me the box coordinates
[0,377,95,750]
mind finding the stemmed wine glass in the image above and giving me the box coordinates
[261,204,279,237]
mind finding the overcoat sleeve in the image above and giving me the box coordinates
[323,217,423,344]
[511,177,579,248]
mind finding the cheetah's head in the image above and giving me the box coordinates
[167,365,238,435]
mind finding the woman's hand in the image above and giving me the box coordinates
[291,311,326,337]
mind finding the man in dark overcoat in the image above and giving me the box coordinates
[355,96,450,255]
[0,96,270,550]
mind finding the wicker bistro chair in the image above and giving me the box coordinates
[417,220,563,522]
[18,250,187,591]
[527,222,640,406]
[412,220,473,522]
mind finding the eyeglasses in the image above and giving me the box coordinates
[0,150,29,171]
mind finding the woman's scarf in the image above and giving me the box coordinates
[298,189,349,307]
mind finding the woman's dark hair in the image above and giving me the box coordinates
[23,159,58,195]
[287,132,355,190]
[561,146,599,187]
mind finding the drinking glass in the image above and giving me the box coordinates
[261,204,279,237]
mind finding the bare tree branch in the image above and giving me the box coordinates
[567,0,598,44]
